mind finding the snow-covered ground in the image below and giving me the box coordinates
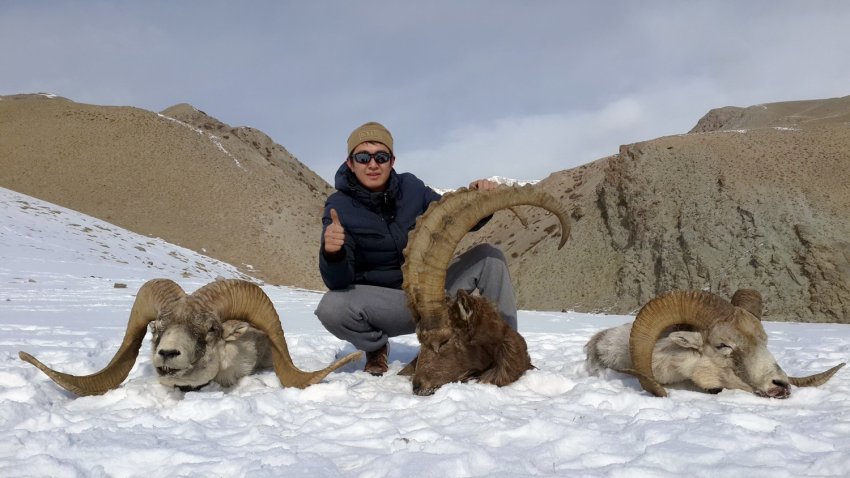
[1,186,849,477]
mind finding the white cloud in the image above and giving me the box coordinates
[2,2,850,189]
[402,78,731,189]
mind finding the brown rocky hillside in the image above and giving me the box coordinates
[462,96,850,322]
[3,93,848,323]
[0,94,332,290]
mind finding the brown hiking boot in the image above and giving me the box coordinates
[364,343,389,376]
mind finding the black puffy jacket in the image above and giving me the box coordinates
[319,163,441,290]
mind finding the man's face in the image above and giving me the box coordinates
[347,142,394,192]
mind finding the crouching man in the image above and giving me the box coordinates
[315,121,517,375]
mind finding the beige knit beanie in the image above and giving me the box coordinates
[347,122,394,155]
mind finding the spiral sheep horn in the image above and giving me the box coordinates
[193,279,362,388]
[19,279,186,396]
[788,363,846,387]
[730,288,763,319]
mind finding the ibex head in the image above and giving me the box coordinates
[401,185,571,395]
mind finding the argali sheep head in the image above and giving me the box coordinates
[400,185,570,395]
[19,279,362,396]
[626,289,845,398]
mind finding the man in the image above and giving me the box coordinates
[315,121,518,375]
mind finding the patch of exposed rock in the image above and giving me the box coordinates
[464,96,850,322]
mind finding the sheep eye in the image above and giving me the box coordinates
[715,343,732,351]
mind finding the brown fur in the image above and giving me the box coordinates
[410,290,532,395]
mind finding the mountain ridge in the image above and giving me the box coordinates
[0,94,330,290]
[2,92,848,322]
[460,95,850,322]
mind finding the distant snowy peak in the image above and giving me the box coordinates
[487,175,539,187]
[431,176,539,195]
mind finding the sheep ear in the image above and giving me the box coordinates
[669,331,703,350]
[223,321,249,342]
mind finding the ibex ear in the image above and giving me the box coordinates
[451,289,476,322]
[456,295,472,322]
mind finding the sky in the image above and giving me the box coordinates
[3,186,850,476]
[2,1,850,189]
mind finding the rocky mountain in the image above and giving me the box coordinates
[2,93,848,322]
[461,96,850,322]
[0,94,332,290]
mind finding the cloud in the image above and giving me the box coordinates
[401,78,732,189]
[2,1,850,190]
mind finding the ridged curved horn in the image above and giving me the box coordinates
[629,290,736,397]
[730,288,763,319]
[402,185,570,330]
[789,362,845,387]
[191,279,362,388]
[19,279,185,396]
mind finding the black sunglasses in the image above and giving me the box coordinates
[350,151,393,165]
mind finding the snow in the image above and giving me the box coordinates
[1,186,849,477]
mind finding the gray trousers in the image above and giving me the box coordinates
[315,244,517,352]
